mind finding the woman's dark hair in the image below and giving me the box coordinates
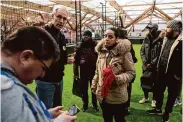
[107,28,119,38]
[1,26,60,62]
[117,28,128,39]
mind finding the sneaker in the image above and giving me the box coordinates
[174,98,182,107]
[147,108,162,115]
[174,100,178,107]
[139,98,149,104]
[82,107,88,112]
[82,104,88,112]
[93,106,99,112]
[162,113,169,122]
[151,100,156,108]
[125,108,130,116]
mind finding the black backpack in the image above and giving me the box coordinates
[140,70,154,91]
[72,78,82,98]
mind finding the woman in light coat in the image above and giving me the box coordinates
[91,28,135,122]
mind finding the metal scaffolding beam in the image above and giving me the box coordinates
[172,10,182,19]
[50,0,115,26]
[1,1,52,13]
[125,7,153,28]
[122,2,182,7]
[85,17,100,26]
[108,0,133,21]
[155,6,172,20]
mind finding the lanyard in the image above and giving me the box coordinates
[1,69,53,119]
[106,53,113,66]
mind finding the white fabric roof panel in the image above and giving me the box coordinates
[13,0,183,30]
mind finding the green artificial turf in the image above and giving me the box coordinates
[28,44,182,122]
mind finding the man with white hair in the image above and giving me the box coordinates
[147,20,182,122]
[36,6,70,109]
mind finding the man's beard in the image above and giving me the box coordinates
[165,31,173,38]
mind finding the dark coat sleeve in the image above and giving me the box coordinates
[73,46,80,77]
[130,44,138,63]
[59,32,68,64]
[174,41,182,78]
[140,40,147,65]
[151,37,163,69]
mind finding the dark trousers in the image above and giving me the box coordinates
[125,77,135,108]
[100,102,126,122]
[177,80,182,100]
[143,89,155,100]
[154,70,180,113]
[80,76,97,107]
[126,82,132,108]
[142,70,155,100]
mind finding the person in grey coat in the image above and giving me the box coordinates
[1,26,77,122]
[139,24,160,107]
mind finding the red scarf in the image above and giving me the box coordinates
[101,66,115,98]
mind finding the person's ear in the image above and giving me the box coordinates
[19,50,35,64]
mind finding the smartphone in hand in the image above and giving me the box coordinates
[68,104,80,116]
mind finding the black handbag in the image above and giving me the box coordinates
[140,70,154,91]
[72,78,82,98]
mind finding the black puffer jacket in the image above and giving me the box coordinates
[157,34,182,79]
[74,39,97,78]
[140,31,161,71]
[38,24,68,82]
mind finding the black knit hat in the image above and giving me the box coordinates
[147,23,158,29]
[83,30,92,37]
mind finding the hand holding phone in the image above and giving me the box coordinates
[55,111,77,122]
[68,104,80,116]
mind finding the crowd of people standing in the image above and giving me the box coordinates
[1,5,182,122]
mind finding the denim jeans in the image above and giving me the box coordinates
[36,80,63,109]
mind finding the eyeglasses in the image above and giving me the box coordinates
[39,60,50,72]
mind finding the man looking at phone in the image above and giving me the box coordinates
[1,26,77,122]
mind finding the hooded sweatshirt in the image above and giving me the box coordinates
[1,62,65,122]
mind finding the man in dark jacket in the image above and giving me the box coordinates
[74,30,99,112]
[147,20,182,122]
[117,28,137,115]
[36,7,69,109]
[139,24,160,107]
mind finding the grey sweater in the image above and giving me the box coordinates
[1,62,65,122]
